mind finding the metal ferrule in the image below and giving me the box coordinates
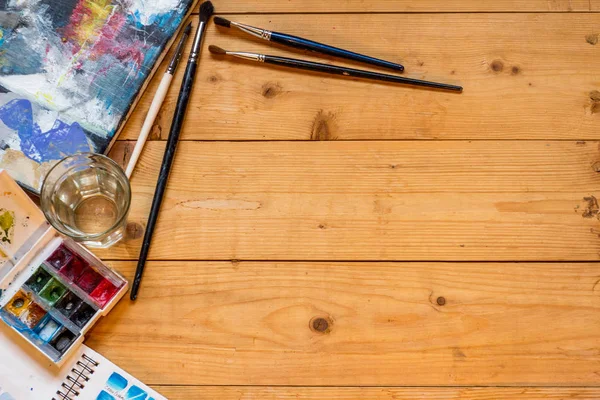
[190,20,207,63]
[166,31,190,74]
[227,51,265,62]
[231,21,272,40]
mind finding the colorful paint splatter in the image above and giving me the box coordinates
[0,0,195,192]
[0,209,14,244]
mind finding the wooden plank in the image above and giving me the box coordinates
[151,387,600,400]
[201,0,596,13]
[89,261,600,385]
[104,140,600,261]
[118,13,600,141]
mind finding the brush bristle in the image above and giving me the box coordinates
[199,1,214,23]
[213,16,231,28]
[183,22,192,35]
[208,45,227,54]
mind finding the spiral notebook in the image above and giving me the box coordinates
[0,325,166,400]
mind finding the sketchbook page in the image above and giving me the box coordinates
[0,322,71,399]
[77,346,167,400]
[0,323,166,400]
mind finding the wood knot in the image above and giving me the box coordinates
[490,60,504,73]
[582,196,600,218]
[436,296,446,306]
[126,222,144,239]
[590,91,600,114]
[592,161,600,172]
[310,316,331,333]
[310,110,337,141]
[207,74,221,84]
[261,81,282,98]
[149,122,162,140]
[586,33,599,45]
[318,223,327,230]
[511,66,521,75]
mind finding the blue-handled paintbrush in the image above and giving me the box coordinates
[213,16,404,72]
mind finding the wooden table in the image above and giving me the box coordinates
[92,1,600,398]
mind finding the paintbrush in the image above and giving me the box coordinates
[213,16,404,72]
[208,46,462,92]
[125,22,192,178]
[130,1,214,301]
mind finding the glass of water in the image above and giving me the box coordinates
[40,153,131,248]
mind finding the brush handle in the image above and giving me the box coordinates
[125,73,173,178]
[270,31,404,72]
[130,61,198,301]
[263,55,462,92]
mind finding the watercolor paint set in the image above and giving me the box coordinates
[0,170,128,364]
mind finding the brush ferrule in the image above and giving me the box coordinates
[167,30,190,74]
[232,21,272,40]
[228,51,264,62]
[190,20,208,63]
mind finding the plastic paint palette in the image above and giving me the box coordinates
[0,170,128,365]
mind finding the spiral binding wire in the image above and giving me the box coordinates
[52,353,99,400]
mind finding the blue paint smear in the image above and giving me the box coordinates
[106,372,128,391]
[125,385,147,400]
[96,390,116,400]
[0,34,45,76]
[0,98,90,162]
[128,7,185,31]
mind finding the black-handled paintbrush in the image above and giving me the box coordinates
[208,46,462,92]
[213,16,404,72]
[131,1,214,301]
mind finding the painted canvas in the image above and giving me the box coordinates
[0,0,196,192]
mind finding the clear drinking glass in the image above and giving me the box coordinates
[40,153,131,248]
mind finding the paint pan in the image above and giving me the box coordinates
[76,267,103,294]
[25,267,52,293]
[38,278,67,306]
[45,245,73,270]
[55,291,83,318]
[19,302,46,329]
[49,327,78,354]
[70,303,96,328]
[3,290,32,318]
[0,170,128,365]
[35,315,61,341]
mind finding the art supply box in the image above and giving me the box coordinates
[0,170,128,365]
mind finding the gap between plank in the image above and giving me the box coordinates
[190,11,600,15]
[101,259,600,263]
[117,139,600,142]
[148,384,600,388]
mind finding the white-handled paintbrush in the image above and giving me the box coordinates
[125,23,192,178]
